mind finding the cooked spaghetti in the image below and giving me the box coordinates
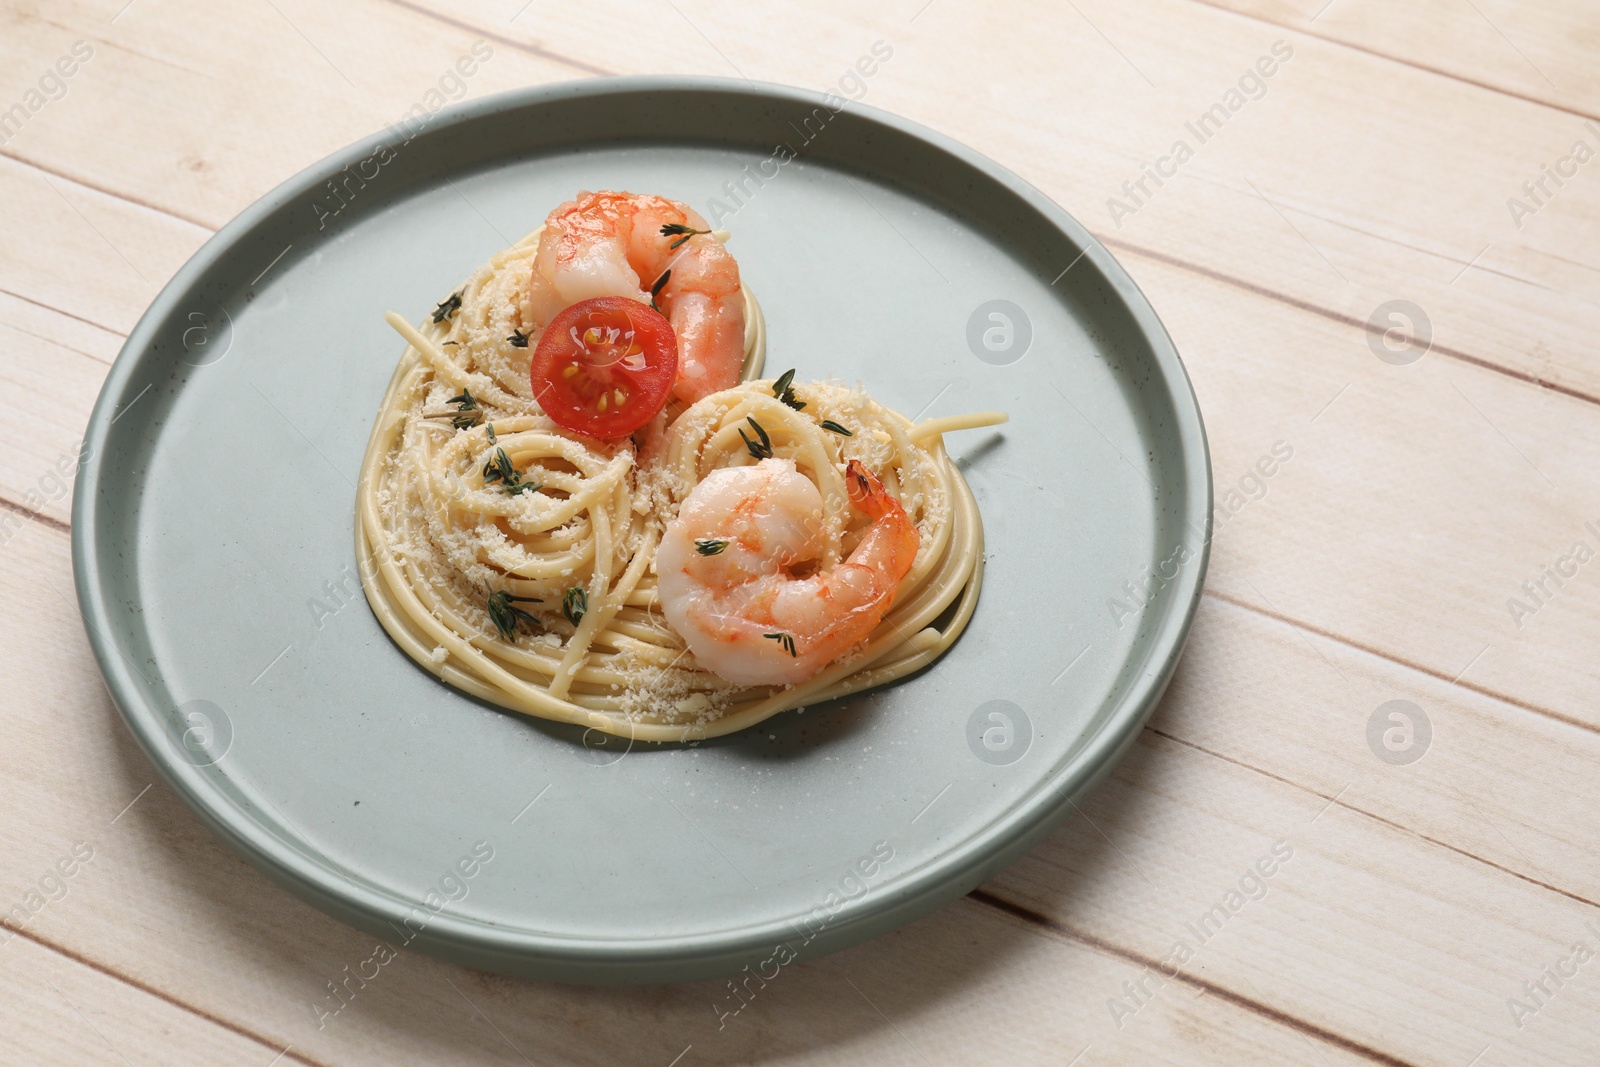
[357,220,1002,742]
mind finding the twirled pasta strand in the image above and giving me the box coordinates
[356,227,992,741]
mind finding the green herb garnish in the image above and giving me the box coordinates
[694,539,729,556]
[563,587,588,627]
[482,446,541,496]
[507,329,529,348]
[660,222,712,250]
[487,589,542,641]
[425,388,482,430]
[771,368,806,411]
[739,416,773,461]
[650,270,671,314]
[432,292,462,323]
[763,632,797,657]
[819,419,853,436]
[447,389,481,429]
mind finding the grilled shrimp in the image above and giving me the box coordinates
[655,458,919,687]
[528,191,745,404]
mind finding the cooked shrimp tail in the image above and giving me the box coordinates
[845,460,892,518]
[655,458,920,687]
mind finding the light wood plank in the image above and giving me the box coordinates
[0,155,200,334]
[5,3,1598,1062]
[1196,0,1600,118]
[0,931,293,1065]
[5,160,1598,822]
[0,288,121,364]
[6,9,1599,731]
[402,0,1600,402]
[0,525,1384,1065]
[989,725,1600,1067]
[1162,595,1600,910]
[1121,249,1600,730]
[0,0,588,229]
[0,302,109,527]
[9,511,1599,1064]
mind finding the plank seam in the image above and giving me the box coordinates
[964,889,1424,1067]
[0,150,213,233]
[378,0,618,77]
[0,285,128,342]
[1100,235,1600,407]
[1147,727,1600,914]
[0,494,71,537]
[8,494,1587,742]
[1181,0,1600,126]
[1203,587,1600,737]
[0,317,113,367]
[6,104,1596,411]
[0,922,333,1067]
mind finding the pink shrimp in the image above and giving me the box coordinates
[527,191,745,404]
[654,458,919,687]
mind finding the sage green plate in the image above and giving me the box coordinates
[72,78,1210,983]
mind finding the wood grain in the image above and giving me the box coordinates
[0,931,296,1066]
[0,522,1505,1066]
[2,0,1598,1062]
[1195,0,1600,118]
[7,0,1600,402]
[400,0,1600,401]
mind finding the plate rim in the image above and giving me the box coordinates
[71,75,1212,980]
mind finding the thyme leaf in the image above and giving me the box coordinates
[660,222,712,250]
[563,587,588,628]
[771,368,805,411]
[482,446,541,496]
[424,388,482,430]
[507,328,529,348]
[650,269,672,314]
[819,419,853,436]
[431,291,463,323]
[694,539,729,556]
[763,632,797,657]
[738,416,774,461]
[487,588,542,642]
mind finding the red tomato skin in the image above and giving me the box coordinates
[529,297,678,439]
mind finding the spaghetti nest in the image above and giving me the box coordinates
[357,230,987,742]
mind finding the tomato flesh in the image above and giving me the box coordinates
[529,297,678,438]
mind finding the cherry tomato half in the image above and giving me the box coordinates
[530,296,678,439]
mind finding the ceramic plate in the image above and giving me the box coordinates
[72,78,1210,982]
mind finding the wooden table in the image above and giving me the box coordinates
[4,1,1597,1063]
